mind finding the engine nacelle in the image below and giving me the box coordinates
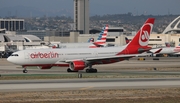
[69,61,87,71]
[38,65,52,69]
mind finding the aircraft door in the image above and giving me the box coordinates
[24,52,29,59]
[60,53,66,61]
[94,51,98,57]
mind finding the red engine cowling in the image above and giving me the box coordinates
[38,66,52,69]
[69,61,87,71]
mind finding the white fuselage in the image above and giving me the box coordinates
[151,47,180,54]
[7,46,126,66]
[56,43,96,48]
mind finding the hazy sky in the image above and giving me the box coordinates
[1,0,180,16]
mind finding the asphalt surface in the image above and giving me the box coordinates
[1,78,180,92]
[0,57,180,92]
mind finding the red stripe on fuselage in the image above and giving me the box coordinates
[22,64,69,68]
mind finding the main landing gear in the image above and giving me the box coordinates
[23,67,28,73]
[66,67,97,73]
[86,65,97,73]
[85,68,97,73]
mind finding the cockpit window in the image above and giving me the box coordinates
[11,54,19,56]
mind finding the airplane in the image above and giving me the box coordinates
[171,44,180,57]
[152,43,180,57]
[7,18,155,73]
[143,42,180,57]
[50,25,108,49]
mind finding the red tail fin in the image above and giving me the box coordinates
[117,18,155,55]
[128,18,154,47]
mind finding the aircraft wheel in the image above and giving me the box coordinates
[23,69,28,73]
[67,68,72,72]
[86,69,90,73]
[86,69,97,73]
[93,69,97,73]
[91,69,97,73]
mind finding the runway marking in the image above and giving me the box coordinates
[80,86,94,90]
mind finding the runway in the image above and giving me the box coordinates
[0,57,180,93]
[0,57,180,81]
[1,78,180,92]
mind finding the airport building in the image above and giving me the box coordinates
[0,19,24,31]
[44,16,180,47]
[0,30,47,57]
[44,26,124,44]
[16,30,46,40]
[0,16,180,58]
[74,0,89,34]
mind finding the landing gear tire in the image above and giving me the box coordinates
[67,68,71,72]
[93,69,97,73]
[67,68,78,72]
[86,69,89,73]
[86,68,97,73]
[23,69,28,73]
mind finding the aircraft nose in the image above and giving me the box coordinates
[7,57,13,63]
[7,57,11,62]
[7,54,21,65]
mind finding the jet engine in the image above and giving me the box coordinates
[69,61,87,71]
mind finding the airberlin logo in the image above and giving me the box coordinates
[139,23,153,46]
[30,52,59,59]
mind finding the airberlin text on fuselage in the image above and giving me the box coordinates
[30,52,59,59]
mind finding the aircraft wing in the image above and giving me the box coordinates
[65,53,150,63]
[148,48,162,54]
[154,48,162,54]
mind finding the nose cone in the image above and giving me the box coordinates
[7,56,13,63]
[7,56,17,64]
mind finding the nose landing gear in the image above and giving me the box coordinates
[22,67,28,73]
